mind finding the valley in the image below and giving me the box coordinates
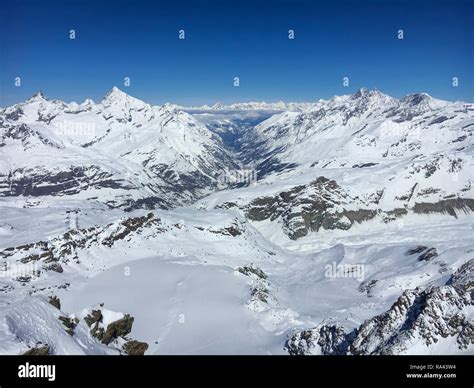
[0,87,472,355]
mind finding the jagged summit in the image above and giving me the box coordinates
[348,88,395,104]
[28,91,47,101]
[159,102,180,113]
[211,102,226,109]
[8,88,464,114]
[401,92,433,105]
[351,87,370,99]
[102,86,132,102]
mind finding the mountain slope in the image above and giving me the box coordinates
[0,88,472,355]
[198,89,474,241]
[0,88,237,210]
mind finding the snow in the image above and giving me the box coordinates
[0,296,115,355]
[58,257,285,354]
[0,88,472,355]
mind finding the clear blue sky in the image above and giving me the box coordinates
[1,0,473,106]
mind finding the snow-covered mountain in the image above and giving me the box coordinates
[240,88,472,175]
[180,100,316,112]
[200,88,474,241]
[0,88,472,355]
[0,87,237,210]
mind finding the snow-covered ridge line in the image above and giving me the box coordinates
[0,86,240,210]
[179,88,471,111]
[0,86,473,355]
[4,86,470,112]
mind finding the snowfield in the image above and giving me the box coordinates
[0,88,472,355]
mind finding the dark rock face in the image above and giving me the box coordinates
[405,245,438,262]
[223,224,242,236]
[102,213,161,247]
[84,310,142,350]
[48,296,61,310]
[358,279,378,297]
[46,263,63,273]
[0,165,126,198]
[413,198,474,218]
[238,178,474,240]
[215,201,238,210]
[58,316,76,336]
[84,310,103,327]
[452,135,467,143]
[208,220,243,237]
[244,177,375,239]
[285,325,351,355]
[123,340,149,355]
[406,246,428,256]
[349,285,472,354]
[447,259,474,295]
[386,93,433,121]
[285,268,473,355]
[250,284,269,303]
[352,162,378,168]
[417,248,438,262]
[0,123,61,149]
[429,115,449,125]
[101,315,134,345]
[236,265,272,304]
[83,309,150,354]
[237,265,267,280]
[84,310,105,341]
[4,107,24,121]
[23,345,50,356]
[0,213,165,276]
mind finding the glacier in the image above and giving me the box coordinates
[0,87,472,355]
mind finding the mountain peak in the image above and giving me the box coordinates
[82,98,95,106]
[28,91,47,102]
[100,87,150,113]
[402,92,433,106]
[352,87,369,98]
[211,102,226,109]
[351,87,386,100]
[103,86,129,101]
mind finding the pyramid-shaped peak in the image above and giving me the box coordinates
[28,91,47,101]
[82,98,95,106]
[103,86,129,101]
[101,87,148,109]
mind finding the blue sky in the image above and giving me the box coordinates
[1,0,473,106]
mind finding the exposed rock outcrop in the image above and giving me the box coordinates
[22,345,50,356]
[123,340,149,355]
[285,261,473,355]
